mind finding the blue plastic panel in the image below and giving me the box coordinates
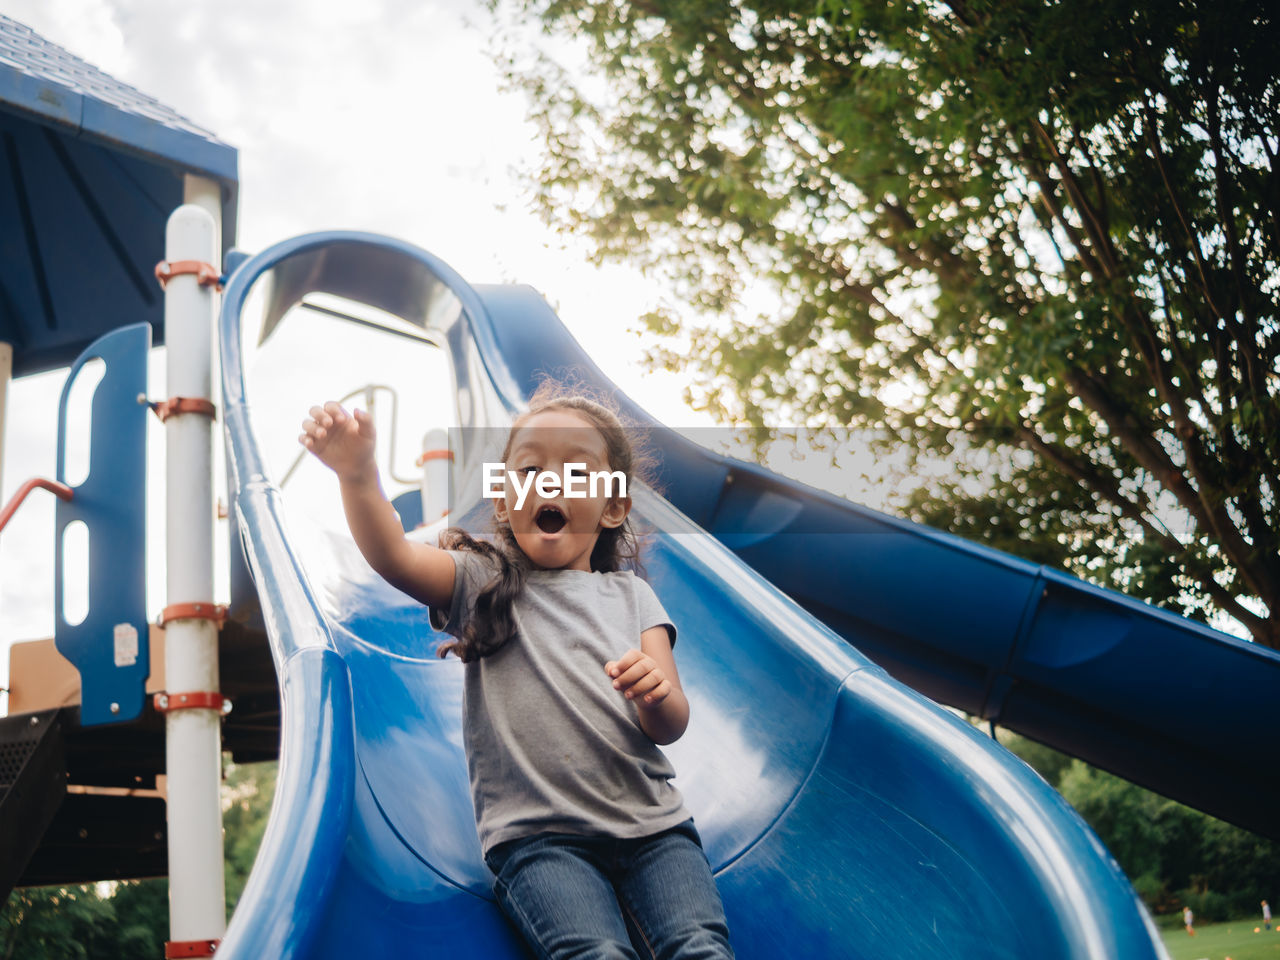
[389,490,423,533]
[54,322,149,726]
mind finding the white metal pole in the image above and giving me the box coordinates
[162,204,225,948]
[0,340,11,498]
[183,175,223,248]
[421,427,450,522]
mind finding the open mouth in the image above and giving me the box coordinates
[535,505,568,534]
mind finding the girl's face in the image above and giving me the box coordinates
[494,408,630,571]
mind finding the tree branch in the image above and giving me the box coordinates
[1014,421,1268,641]
[1065,366,1274,604]
[1028,115,1120,279]
[1140,98,1226,323]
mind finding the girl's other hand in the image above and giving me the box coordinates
[300,401,376,482]
[605,649,671,706]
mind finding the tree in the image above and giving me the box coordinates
[494,0,1280,644]
[998,728,1280,918]
[0,880,170,960]
[105,880,168,959]
[0,885,117,960]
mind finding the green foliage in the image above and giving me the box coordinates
[494,0,1280,645]
[107,879,168,958]
[1177,887,1234,924]
[0,880,169,960]
[0,885,171,960]
[1060,762,1280,919]
[998,729,1280,918]
[0,885,117,960]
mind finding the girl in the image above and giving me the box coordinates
[300,381,734,960]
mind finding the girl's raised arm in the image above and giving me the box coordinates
[300,401,455,608]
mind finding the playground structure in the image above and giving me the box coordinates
[2,15,1277,959]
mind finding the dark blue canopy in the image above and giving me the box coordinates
[0,15,238,377]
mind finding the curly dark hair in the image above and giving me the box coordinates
[435,376,659,662]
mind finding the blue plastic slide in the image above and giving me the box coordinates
[215,233,1169,958]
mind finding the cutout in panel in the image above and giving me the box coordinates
[63,357,106,487]
[62,519,90,626]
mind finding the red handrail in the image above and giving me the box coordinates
[0,478,74,534]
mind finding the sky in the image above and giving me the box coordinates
[0,0,917,701]
[0,0,700,685]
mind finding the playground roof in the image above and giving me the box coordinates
[0,15,238,376]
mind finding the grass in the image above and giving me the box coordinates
[1160,920,1280,960]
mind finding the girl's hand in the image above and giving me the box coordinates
[605,649,671,707]
[300,402,376,483]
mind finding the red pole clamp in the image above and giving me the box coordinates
[149,397,218,423]
[155,259,223,291]
[159,602,228,628]
[416,448,454,466]
[153,691,232,715]
[165,938,220,958]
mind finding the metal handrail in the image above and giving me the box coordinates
[271,300,440,491]
[278,383,419,489]
[0,477,73,535]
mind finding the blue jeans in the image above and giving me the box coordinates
[484,819,734,960]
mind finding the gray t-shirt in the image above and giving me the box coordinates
[429,548,691,854]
